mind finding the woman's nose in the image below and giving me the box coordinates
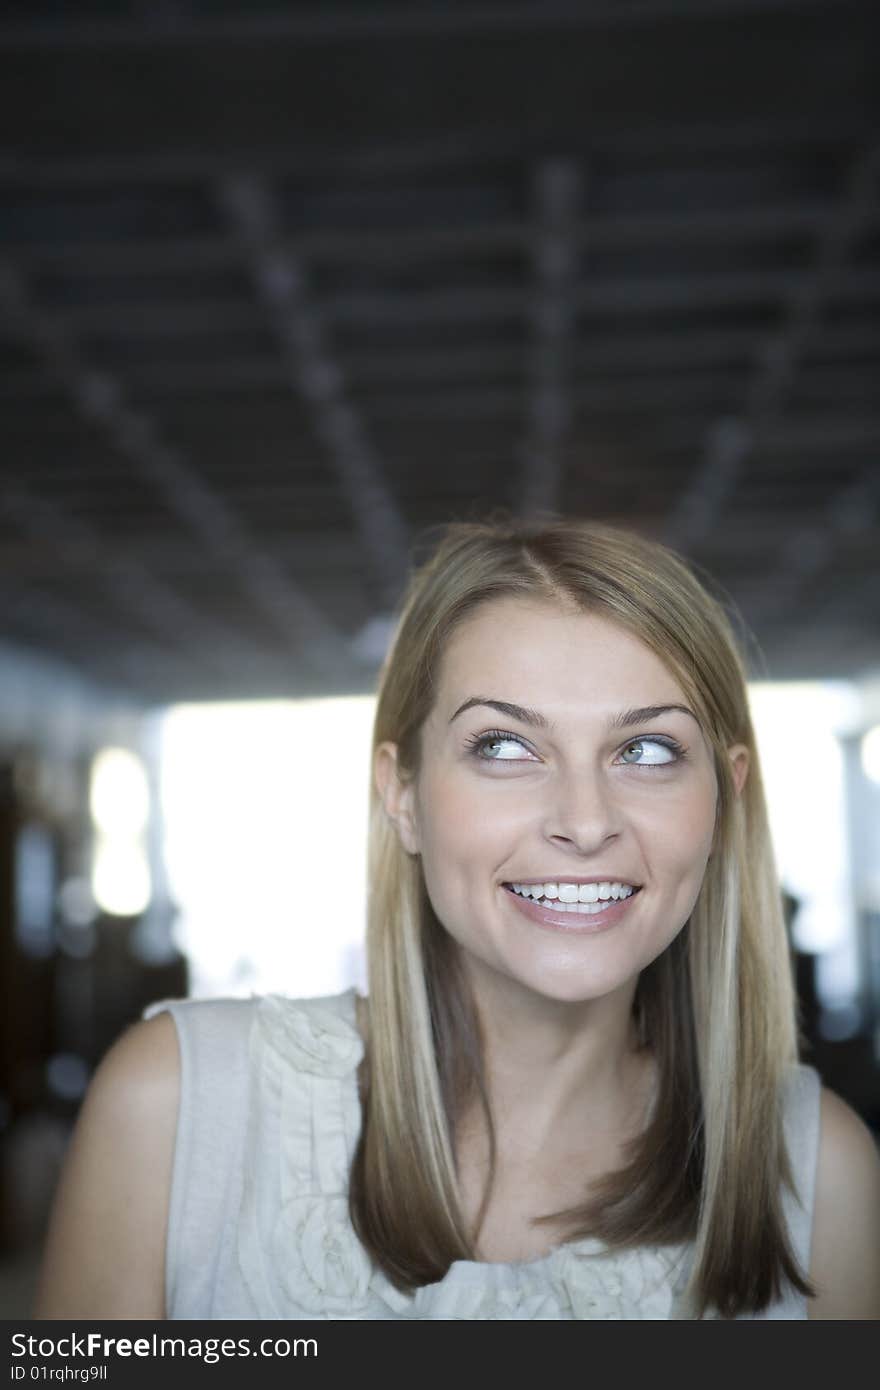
[540,764,622,854]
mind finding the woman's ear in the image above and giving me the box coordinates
[727,743,750,798]
[374,741,420,855]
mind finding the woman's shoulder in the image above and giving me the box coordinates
[64,1009,182,1150]
[33,1012,181,1317]
[807,1085,880,1320]
[57,1008,183,1169]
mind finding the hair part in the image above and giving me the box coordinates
[349,514,813,1317]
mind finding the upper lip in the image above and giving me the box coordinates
[503,876,641,886]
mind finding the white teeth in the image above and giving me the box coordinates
[509,881,636,904]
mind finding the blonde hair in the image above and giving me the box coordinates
[348,514,813,1317]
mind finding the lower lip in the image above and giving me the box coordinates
[502,885,639,935]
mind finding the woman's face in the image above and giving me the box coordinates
[376,597,748,1010]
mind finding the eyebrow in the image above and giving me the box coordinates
[448,697,701,732]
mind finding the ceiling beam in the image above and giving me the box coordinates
[0,3,839,50]
[6,327,878,400]
[664,141,880,549]
[519,157,583,518]
[749,461,880,635]
[305,267,880,326]
[0,476,286,688]
[9,387,878,454]
[0,258,353,684]
[218,172,410,611]
[0,115,870,187]
[5,200,868,271]
[0,571,211,700]
[2,512,874,582]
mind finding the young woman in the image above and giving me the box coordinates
[34,518,880,1319]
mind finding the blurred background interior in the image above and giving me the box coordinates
[1,0,879,1315]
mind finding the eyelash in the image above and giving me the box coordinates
[464,728,687,769]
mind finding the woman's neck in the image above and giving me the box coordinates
[460,971,653,1161]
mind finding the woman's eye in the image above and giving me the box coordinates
[469,731,533,761]
[619,737,680,767]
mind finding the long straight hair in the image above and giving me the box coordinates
[348,516,813,1317]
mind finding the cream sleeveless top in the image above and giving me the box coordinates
[143,990,821,1320]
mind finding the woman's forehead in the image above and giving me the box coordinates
[440,599,680,683]
[432,598,694,724]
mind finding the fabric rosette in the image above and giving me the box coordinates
[273,1194,374,1315]
[257,992,364,1079]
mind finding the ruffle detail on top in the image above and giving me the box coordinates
[235,989,690,1319]
[557,1241,686,1320]
[272,1195,374,1316]
[257,991,365,1079]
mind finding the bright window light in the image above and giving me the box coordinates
[862,724,880,784]
[159,698,375,999]
[92,839,152,917]
[90,747,150,836]
[748,680,859,1005]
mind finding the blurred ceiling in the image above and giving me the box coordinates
[1,0,879,703]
